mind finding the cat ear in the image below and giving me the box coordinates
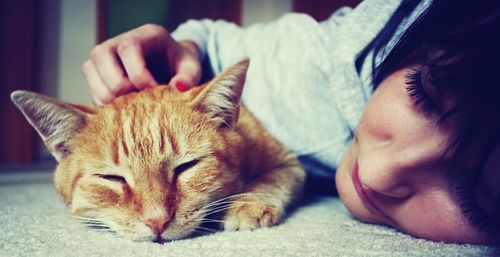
[191,59,249,128]
[10,90,91,162]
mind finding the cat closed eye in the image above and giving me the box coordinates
[174,160,199,174]
[96,174,127,183]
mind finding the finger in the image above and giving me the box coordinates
[169,76,194,92]
[117,39,158,89]
[81,59,115,105]
[90,44,133,95]
[168,57,201,90]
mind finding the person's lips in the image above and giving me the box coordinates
[352,159,382,214]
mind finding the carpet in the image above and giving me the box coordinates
[0,170,498,257]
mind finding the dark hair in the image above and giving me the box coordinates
[365,0,500,171]
[363,0,500,231]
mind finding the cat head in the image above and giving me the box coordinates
[11,59,249,241]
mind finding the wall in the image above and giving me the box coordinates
[242,0,292,26]
[57,0,96,104]
[0,1,38,164]
[37,0,96,161]
[38,0,61,99]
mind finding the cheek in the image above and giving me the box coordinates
[179,161,241,196]
[358,83,409,143]
[174,163,242,218]
[393,192,488,243]
[175,165,223,211]
[76,183,124,207]
[181,168,220,193]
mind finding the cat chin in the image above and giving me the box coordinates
[113,219,200,242]
[159,221,199,241]
[123,233,159,242]
[110,222,159,242]
[119,227,196,242]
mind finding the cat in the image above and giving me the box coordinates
[10,59,305,242]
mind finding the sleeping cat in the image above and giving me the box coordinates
[11,59,305,242]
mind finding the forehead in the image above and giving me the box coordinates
[77,90,215,171]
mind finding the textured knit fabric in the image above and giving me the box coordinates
[171,0,431,174]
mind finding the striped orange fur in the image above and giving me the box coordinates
[11,60,305,242]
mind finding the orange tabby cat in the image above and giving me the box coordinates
[11,60,305,242]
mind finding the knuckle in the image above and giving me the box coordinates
[142,23,159,31]
[130,71,150,87]
[141,23,166,35]
[81,60,92,76]
[116,38,139,54]
[100,93,115,104]
[90,44,109,61]
[109,77,130,94]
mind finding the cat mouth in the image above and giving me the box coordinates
[153,235,170,244]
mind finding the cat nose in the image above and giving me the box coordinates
[144,211,171,235]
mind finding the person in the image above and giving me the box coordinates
[81,0,500,244]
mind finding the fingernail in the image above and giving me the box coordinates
[175,81,188,92]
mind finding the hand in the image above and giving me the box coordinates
[82,24,201,105]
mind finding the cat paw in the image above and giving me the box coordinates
[223,197,283,231]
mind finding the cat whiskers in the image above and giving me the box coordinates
[190,192,275,218]
[195,218,225,224]
[193,226,217,233]
[202,201,255,217]
[190,219,223,237]
[71,215,114,232]
[202,192,274,211]
[183,192,277,234]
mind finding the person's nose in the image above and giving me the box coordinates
[358,146,415,199]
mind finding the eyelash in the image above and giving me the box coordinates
[405,69,437,113]
[454,179,494,233]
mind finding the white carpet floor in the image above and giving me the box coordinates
[0,170,497,257]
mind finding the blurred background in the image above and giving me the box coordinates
[0,0,361,169]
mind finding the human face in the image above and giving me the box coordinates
[336,65,500,244]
